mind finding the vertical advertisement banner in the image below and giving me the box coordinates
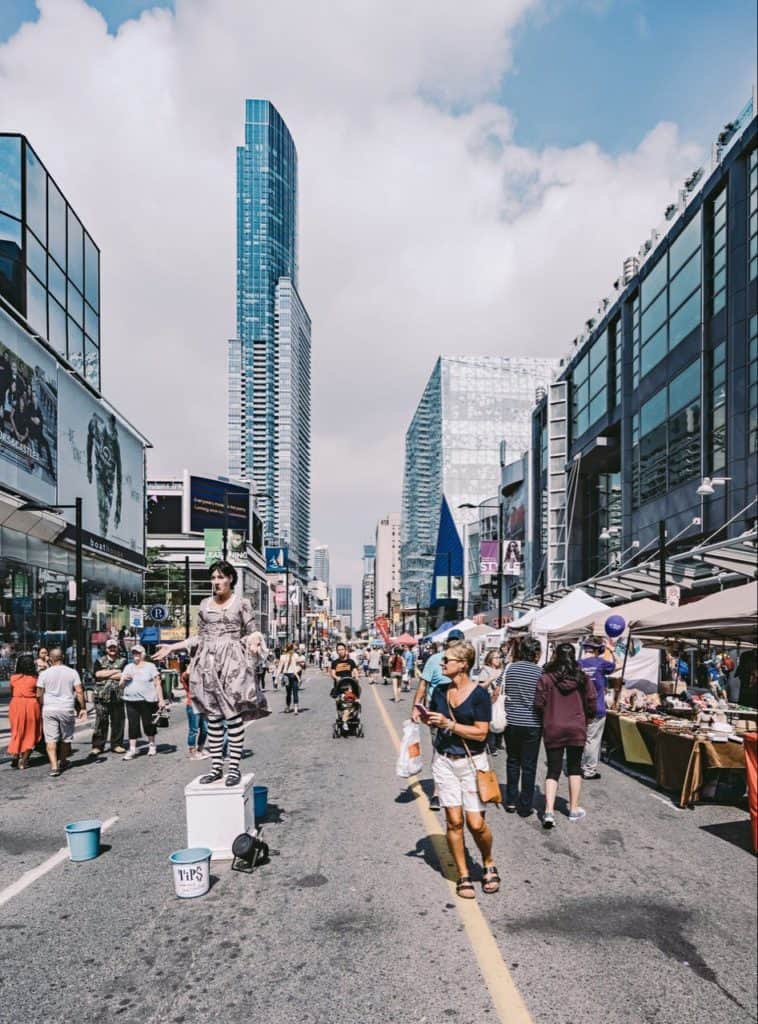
[479,540,498,576]
[0,309,58,504]
[57,371,145,563]
[501,482,526,578]
[204,529,223,565]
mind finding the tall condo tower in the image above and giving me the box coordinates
[229,99,311,580]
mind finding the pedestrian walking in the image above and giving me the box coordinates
[389,646,406,702]
[380,648,390,685]
[279,643,301,714]
[90,639,127,756]
[579,638,616,780]
[181,671,210,759]
[502,636,543,815]
[368,646,382,683]
[37,648,87,777]
[7,653,42,770]
[35,647,49,673]
[424,640,500,899]
[477,650,505,757]
[402,646,416,692]
[411,630,466,812]
[120,645,166,760]
[534,642,597,828]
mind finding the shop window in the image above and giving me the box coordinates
[710,342,727,473]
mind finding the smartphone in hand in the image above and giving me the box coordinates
[414,702,431,722]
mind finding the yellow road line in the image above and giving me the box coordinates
[368,685,533,1024]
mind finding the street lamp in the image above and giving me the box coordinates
[458,495,505,627]
[696,476,731,497]
[19,498,84,673]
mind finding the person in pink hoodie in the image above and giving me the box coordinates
[534,642,597,829]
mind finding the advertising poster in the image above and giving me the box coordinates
[502,540,523,576]
[501,481,526,578]
[204,529,223,565]
[266,546,288,573]
[56,371,145,562]
[480,540,498,575]
[0,308,58,503]
[188,475,249,534]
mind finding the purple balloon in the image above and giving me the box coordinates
[604,614,626,638]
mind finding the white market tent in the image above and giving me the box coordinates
[431,618,476,642]
[511,588,608,635]
[547,597,668,644]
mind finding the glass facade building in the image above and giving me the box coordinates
[530,105,757,594]
[230,100,311,579]
[0,134,101,390]
[401,355,557,607]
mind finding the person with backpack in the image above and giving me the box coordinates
[534,642,596,828]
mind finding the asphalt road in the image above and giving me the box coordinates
[0,670,755,1024]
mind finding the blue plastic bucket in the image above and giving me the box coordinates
[253,785,269,820]
[64,820,102,862]
[169,847,212,898]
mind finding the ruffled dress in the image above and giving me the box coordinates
[7,674,42,754]
[188,595,269,722]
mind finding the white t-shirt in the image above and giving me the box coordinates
[121,662,159,702]
[38,665,82,712]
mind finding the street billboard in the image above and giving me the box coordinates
[56,371,146,564]
[266,546,288,573]
[0,306,58,503]
[479,540,498,576]
[187,475,249,535]
[502,481,526,578]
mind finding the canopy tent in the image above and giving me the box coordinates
[630,582,758,645]
[431,618,476,643]
[512,589,607,634]
[393,632,417,647]
[547,597,668,644]
[464,624,494,640]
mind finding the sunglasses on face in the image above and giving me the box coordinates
[441,656,462,665]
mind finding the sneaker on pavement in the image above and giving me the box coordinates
[196,749,211,759]
[112,746,126,754]
[569,807,587,823]
[147,744,157,756]
[582,770,601,780]
[90,747,103,757]
[429,795,441,812]
[122,750,137,760]
[542,812,555,829]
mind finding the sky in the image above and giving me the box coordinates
[0,0,755,609]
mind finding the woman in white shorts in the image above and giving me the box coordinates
[425,640,500,900]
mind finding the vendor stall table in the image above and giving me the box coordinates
[604,711,747,807]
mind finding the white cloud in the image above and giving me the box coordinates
[0,0,702,602]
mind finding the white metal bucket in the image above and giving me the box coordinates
[169,847,211,898]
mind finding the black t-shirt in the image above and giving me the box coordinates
[331,657,356,679]
[430,683,492,756]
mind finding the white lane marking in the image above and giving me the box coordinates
[648,793,685,811]
[0,815,119,909]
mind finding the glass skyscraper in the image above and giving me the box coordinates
[229,99,311,580]
[400,355,557,606]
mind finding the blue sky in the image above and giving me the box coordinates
[1,0,754,154]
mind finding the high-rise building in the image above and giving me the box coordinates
[361,543,376,629]
[400,356,557,606]
[335,585,353,631]
[375,513,401,616]
[313,544,330,587]
[229,99,311,580]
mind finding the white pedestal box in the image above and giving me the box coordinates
[184,772,255,860]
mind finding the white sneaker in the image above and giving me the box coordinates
[294,708,299,715]
[122,750,137,761]
[147,744,157,756]
[196,749,211,759]
[569,807,586,823]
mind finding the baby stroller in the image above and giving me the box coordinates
[331,679,364,738]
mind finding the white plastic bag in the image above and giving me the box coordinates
[396,720,423,778]
[490,693,507,734]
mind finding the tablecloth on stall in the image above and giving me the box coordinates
[744,732,758,854]
[603,711,747,807]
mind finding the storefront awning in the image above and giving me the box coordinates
[0,491,66,544]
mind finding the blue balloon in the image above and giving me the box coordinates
[605,614,626,638]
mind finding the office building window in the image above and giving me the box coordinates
[749,148,757,283]
[571,331,607,441]
[710,342,727,473]
[631,293,641,388]
[749,313,758,454]
[610,318,622,409]
[707,187,727,317]
[0,136,21,219]
[631,357,701,509]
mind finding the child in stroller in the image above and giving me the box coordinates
[330,642,364,738]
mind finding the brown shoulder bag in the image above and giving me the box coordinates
[447,699,502,805]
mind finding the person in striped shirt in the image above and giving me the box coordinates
[503,635,543,816]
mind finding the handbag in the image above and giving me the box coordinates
[447,701,502,805]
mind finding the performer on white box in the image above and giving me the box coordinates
[155,560,268,787]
